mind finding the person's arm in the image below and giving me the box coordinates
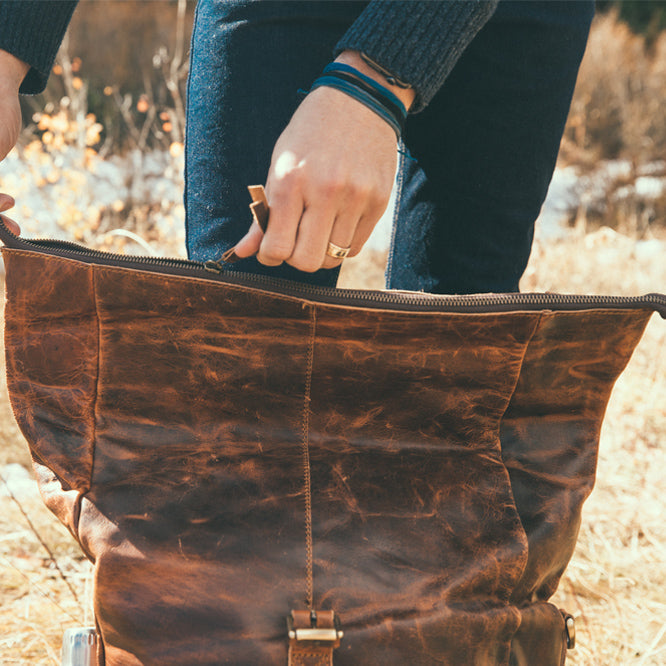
[0,1,78,235]
[0,0,79,161]
[234,1,499,273]
[334,0,499,113]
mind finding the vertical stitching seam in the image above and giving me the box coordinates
[302,304,316,609]
[499,311,545,666]
[89,268,101,494]
[72,268,101,563]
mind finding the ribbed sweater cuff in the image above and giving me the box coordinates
[0,0,78,94]
[335,0,499,112]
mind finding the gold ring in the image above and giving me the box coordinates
[325,242,351,260]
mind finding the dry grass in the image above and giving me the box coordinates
[0,225,664,664]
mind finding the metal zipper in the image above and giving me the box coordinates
[1,220,664,317]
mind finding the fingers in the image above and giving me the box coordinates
[255,182,305,267]
[320,211,378,270]
[0,213,21,236]
[287,205,337,272]
[243,180,388,273]
[0,193,20,235]
[0,192,14,209]
[316,183,389,270]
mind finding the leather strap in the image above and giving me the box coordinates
[288,610,342,666]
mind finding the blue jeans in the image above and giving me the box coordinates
[185,0,593,293]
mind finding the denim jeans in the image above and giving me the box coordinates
[185,0,594,293]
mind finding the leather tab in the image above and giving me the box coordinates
[248,184,269,232]
[287,610,342,666]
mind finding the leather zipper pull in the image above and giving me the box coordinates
[247,184,269,232]
[220,185,269,263]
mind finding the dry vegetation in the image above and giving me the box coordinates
[560,10,666,237]
[1,8,665,666]
[562,11,666,166]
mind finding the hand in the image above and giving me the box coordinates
[0,194,21,236]
[233,51,415,272]
[0,50,28,238]
[0,49,29,162]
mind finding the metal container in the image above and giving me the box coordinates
[61,627,97,666]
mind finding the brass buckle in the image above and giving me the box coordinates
[287,612,344,643]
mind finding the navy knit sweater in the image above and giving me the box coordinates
[0,0,77,94]
[0,0,498,111]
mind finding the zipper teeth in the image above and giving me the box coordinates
[8,235,666,314]
[27,238,196,269]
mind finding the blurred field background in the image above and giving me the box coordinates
[1,1,665,663]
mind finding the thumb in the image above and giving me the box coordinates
[232,220,264,259]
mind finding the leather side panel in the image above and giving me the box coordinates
[501,309,651,604]
[3,249,97,535]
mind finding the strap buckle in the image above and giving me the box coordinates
[287,610,343,645]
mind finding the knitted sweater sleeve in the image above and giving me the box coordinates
[335,0,499,113]
[0,0,78,94]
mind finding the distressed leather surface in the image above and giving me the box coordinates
[2,248,653,665]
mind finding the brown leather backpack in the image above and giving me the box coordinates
[2,216,663,665]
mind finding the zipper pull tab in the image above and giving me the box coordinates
[247,184,269,232]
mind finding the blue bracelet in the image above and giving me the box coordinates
[319,69,407,126]
[307,62,408,138]
[322,63,408,119]
[310,76,402,138]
